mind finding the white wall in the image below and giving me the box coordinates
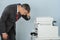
[0,0,60,40]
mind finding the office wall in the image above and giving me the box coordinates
[0,0,60,40]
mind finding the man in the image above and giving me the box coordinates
[0,3,30,40]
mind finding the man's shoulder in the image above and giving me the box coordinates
[5,3,21,8]
[6,4,17,8]
[6,3,21,8]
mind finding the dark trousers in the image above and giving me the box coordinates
[1,26,16,40]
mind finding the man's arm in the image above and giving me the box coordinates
[22,13,30,20]
[1,6,9,33]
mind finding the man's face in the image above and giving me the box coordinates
[21,7,29,15]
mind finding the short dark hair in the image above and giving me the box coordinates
[21,4,30,13]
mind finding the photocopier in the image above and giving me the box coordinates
[30,17,60,40]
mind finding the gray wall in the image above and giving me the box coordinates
[0,0,60,40]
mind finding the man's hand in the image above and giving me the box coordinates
[2,33,8,40]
